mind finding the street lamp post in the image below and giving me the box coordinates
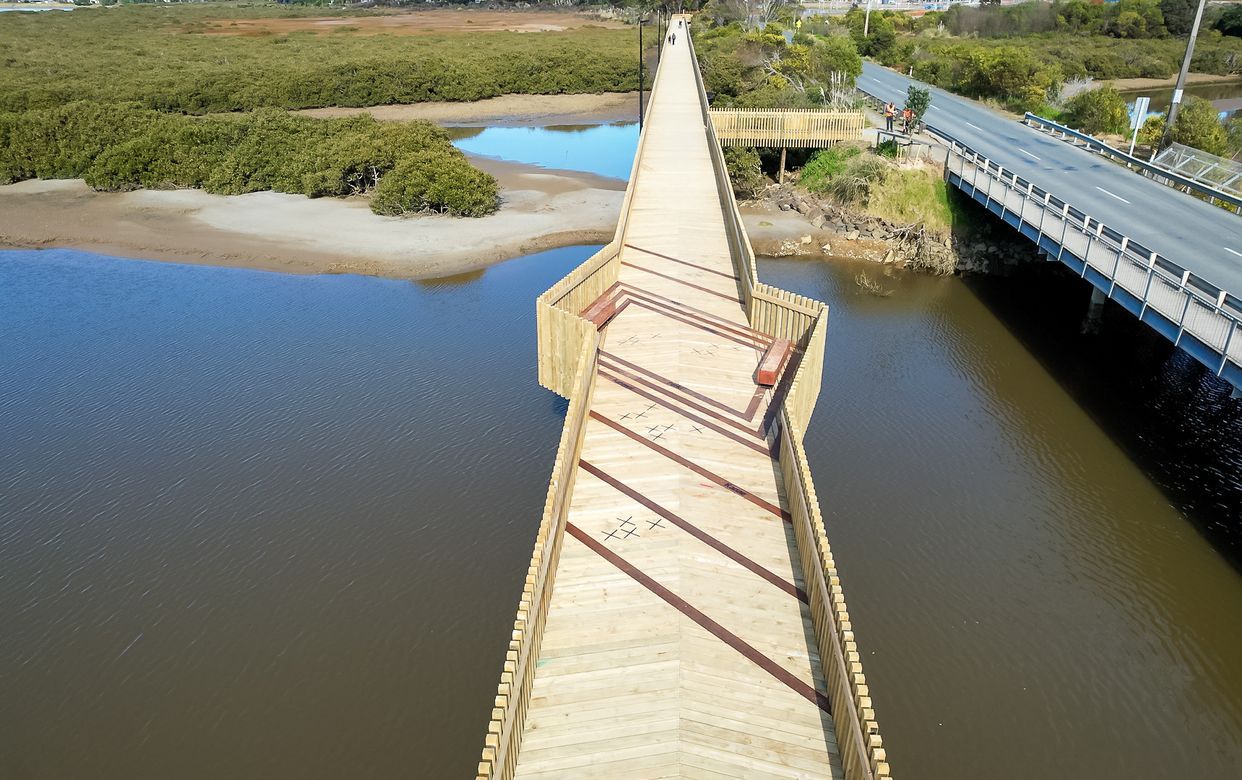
[657,10,662,64]
[1159,0,1209,151]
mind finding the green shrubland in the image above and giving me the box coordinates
[0,104,498,216]
[798,146,863,192]
[692,17,863,109]
[0,6,655,215]
[0,6,639,114]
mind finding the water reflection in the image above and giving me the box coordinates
[413,267,486,288]
[450,122,639,180]
[1122,79,1242,122]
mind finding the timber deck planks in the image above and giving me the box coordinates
[512,25,842,780]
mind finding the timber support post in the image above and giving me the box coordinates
[779,146,786,184]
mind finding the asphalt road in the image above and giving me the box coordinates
[861,62,1242,295]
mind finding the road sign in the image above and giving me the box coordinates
[1131,96,1151,130]
[1129,96,1151,156]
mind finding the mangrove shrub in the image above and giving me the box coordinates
[0,104,499,217]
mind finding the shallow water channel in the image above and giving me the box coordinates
[1122,79,1242,122]
[2,243,1240,777]
[450,122,639,180]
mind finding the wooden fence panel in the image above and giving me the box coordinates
[711,109,865,148]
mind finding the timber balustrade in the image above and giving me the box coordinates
[476,333,599,780]
[698,27,891,779]
[535,242,619,397]
[711,108,865,148]
[478,30,670,780]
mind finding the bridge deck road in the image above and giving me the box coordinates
[512,27,843,780]
[861,62,1242,295]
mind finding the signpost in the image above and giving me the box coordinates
[1129,96,1150,156]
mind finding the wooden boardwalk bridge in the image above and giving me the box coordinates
[477,19,889,780]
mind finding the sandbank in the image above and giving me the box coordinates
[298,92,642,127]
[1105,73,1242,91]
[0,158,625,280]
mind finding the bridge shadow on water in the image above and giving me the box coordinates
[953,199,1242,573]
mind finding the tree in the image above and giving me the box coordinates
[716,0,796,31]
[1171,95,1229,154]
[1218,5,1242,38]
[1113,11,1148,38]
[1160,0,1197,36]
[905,85,932,123]
[1065,85,1129,134]
[1226,115,1242,160]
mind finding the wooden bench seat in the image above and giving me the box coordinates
[580,294,618,328]
[755,338,793,387]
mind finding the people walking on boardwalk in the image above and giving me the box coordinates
[670,33,676,46]
[884,102,896,133]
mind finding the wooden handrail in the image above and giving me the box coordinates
[477,332,599,780]
[479,29,680,780]
[689,19,893,779]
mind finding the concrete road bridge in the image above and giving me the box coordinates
[476,18,890,780]
[861,63,1242,392]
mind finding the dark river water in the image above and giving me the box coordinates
[2,243,1240,778]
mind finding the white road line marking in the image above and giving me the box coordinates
[966,121,984,131]
[1225,247,1242,258]
[1018,148,1040,161]
[1094,186,1131,204]
[930,105,942,112]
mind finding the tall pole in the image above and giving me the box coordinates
[1159,0,1208,151]
[864,0,873,37]
[638,20,645,130]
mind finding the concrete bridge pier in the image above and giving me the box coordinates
[1082,287,1108,335]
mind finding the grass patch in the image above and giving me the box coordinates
[866,164,961,235]
[799,145,863,193]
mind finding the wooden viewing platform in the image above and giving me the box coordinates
[478,18,889,780]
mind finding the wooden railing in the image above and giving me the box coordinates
[779,406,890,780]
[536,242,619,397]
[478,30,675,779]
[711,108,865,148]
[476,332,599,780]
[692,21,892,780]
[534,19,672,397]
[686,29,759,308]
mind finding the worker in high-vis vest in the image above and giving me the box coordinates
[884,102,896,133]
